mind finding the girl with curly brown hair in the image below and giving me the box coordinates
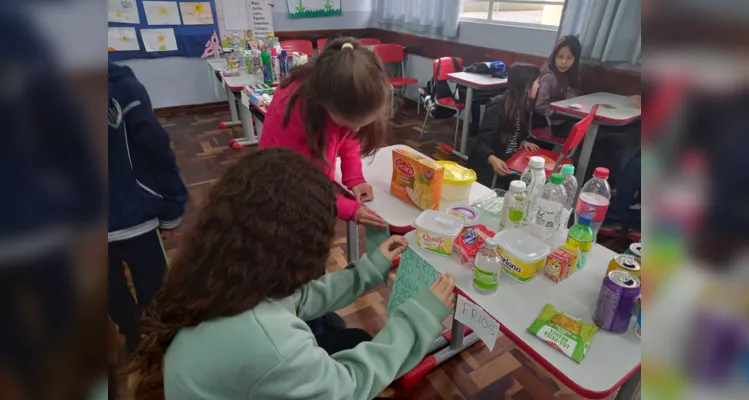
[125,148,455,400]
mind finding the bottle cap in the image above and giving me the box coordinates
[593,167,610,179]
[578,213,593,225]
[550,173,563,184]
[485,237,498,248]
[561,164,575,175]
[529,156,545,169]
[509,180,527,192]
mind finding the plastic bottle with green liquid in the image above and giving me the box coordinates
[566,213,594,269]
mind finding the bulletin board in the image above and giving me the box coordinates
[108,0,220,61]
[287,0,342,18]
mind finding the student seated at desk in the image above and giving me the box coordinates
[468,63,542,187]
[124,149,455,400]
[533,35,582,138]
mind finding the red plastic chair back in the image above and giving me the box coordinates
[358,38,382,46]
[316,38,328,52]
[373,44,405,63]
[432,57,464,81]
[279,40,314,57]
[561,104,599,155]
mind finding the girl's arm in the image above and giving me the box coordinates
[535,73,558,117]
[336,194,360,222]
[338,134,366,189]
[473,100,504,163]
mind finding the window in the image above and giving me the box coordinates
[460,0,566,28]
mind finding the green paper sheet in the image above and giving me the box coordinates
[386,248,440,316]
[365,225,390,255]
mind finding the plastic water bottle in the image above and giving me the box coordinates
[560,164,578,228]
[499,180,527,230]
[521,156,546,225]
[473,237,502,294]
[566,213,594,269]
[533,173,567,241]
[575,167,611,238]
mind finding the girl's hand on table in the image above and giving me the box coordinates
[355,205,387,228]
[488,155,511,176]
[430,274,456,310]
[352,182,375,202]
[378,235,408,262]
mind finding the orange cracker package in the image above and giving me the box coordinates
[390,148,444,210]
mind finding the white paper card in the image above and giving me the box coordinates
[249,1,274,39]
[141,28,179,52]
[454,295,500,351]
[108,0,141,24]
[180,2,215,25]
[108,27,140,51]
[222,0,250,31]
[143,1,182,25]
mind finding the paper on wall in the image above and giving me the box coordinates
[140,28,179,52]
[108,0,141,24]
[108,27,140,51]
[248,1,274,39]
[454,295,500,351]
[222,0,249,31]
[143,1,182,25]
[180,2,215,25]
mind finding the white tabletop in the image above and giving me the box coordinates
[335,145,493,229]
[207,58,225,72]
[222,69,264,90]
[448,72,508,89]
[404,230,641,394]
[551,92,641,125]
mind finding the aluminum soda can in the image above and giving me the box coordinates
[624,242,641,261]
[606,254,641,279]
[593,270,641,333]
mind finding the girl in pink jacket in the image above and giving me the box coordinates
[259,38,388,228]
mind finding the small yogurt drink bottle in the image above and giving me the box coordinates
[499,180,527,230]
[473,237,502,294]
[521,156,547,226]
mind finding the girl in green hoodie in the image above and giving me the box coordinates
[125,148,455,399]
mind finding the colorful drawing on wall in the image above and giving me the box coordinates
[141,28,179,52]
[108,0,141,24]
[108,27,140,51]
[179,2,215,25]
[286,0,342,19]
[143,1,182,25]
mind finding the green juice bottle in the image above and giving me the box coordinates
[566,213,594,269]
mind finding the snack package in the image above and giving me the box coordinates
[527,304,599,363]
[454,224,496,266]
[390,148,444,210]
[543,244,579,283]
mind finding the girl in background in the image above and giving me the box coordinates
[125,149,455,400]
[533,35,583,138]
[259,38,387,229]
[468,63,542,187]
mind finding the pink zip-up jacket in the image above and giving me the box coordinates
[258,80,365,221]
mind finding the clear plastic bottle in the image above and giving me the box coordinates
[560,164,578,228]
[520,156,547,225]
[575,167,611,238]
[499,180,527,230]
[473,237,502,294]
[533,173,567,241]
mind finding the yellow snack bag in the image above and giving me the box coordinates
[390,148,444,210]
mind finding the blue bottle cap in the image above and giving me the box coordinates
[578,214,593,225]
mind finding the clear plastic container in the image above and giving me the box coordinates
[575,167,611,237]
[436,161,477,201]
[474,238,502,294]
[500,180,527,230]
[533,173,567,242]
[472,188,506,229]
[493,228,551,283]
[521,156,547,225]
[414,210,464,256]
[560,164,578,228]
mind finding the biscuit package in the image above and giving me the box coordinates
[527,303,599,363]
[390,148,444,210]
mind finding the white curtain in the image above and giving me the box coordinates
[376,0,461,38]
[558,0,641,65]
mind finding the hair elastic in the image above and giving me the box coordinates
[341,43,354,50]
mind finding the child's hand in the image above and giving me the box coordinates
[352,182,375,203]
[378,235,408,262]
[488,155,511,176]
[429,274,456,310]
[355,205,387,228]
[521,141,540,152]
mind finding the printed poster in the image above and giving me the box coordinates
[143,1,182,25]
[287,0,342,19]
[108,0,141,24]
[179,2,215,25]
[108,27,140,51]
[140,28,179,52]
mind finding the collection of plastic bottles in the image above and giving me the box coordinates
[226,33,291,85]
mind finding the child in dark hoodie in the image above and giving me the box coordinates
[108,62,188,351]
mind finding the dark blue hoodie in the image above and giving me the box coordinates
[108,63,187,242]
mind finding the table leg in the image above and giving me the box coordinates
[346,220,359,262]
[219,84,242,128]
[574,122,600,188]
[234,102,258,147]
[459,87,474,156]
[449,318,465,349]
[614,369,640,400]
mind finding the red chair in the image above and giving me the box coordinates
[279,39,314,57]
[316,38,329,53]
[506,104,600,179]
[420,57,465,144]
[358,38,382,46]
[373,44,419,118]
[529,126,565,150]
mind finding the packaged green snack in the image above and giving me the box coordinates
[527,303,599,363]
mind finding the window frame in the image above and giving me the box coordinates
[459,0,567,30]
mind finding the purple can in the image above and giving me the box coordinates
[593,270,641,333]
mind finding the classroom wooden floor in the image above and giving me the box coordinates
[153,104,622,400]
